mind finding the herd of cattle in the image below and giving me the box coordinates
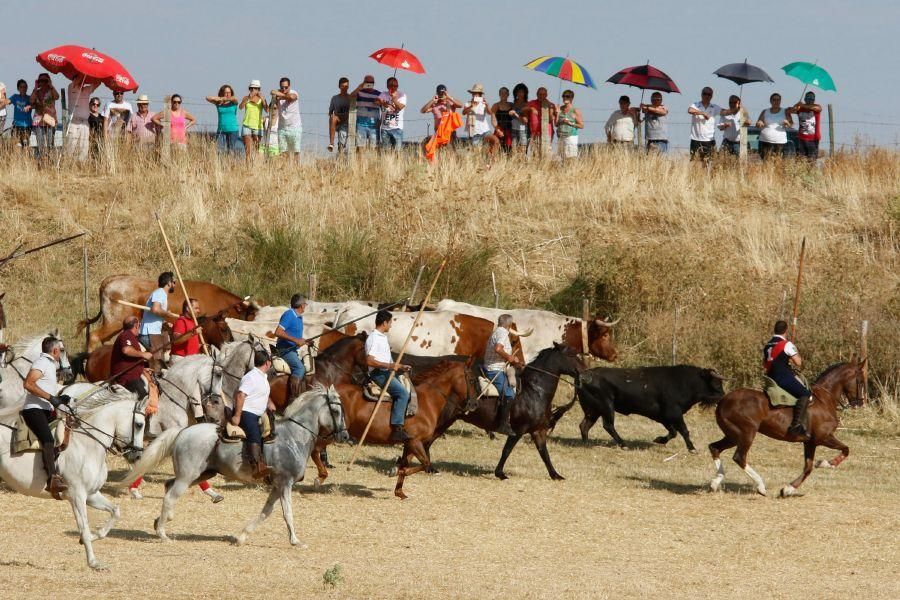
[74,274,727,459]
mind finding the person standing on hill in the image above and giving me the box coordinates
[377,77,406,151]
[641,91,669,154]
[327,77,351,154]
[271,77,302,161]
[462,83,499,153]
[421,84,462,136]
[351,75,381,150]
[206,84,240,155]
[64,79,100,162]
[127,95,157,146]
[688,87,721,162]
[9,79,34,151]
[523,86,557,156]
[605,95,638,146]
[718,95,749,156]
[30,73,59,161]
[151,94,195,149]
[756,93,792,161]
[508,83,530,154]
[793,91,822,162]
[102,90,133,139]
[0,82,8,133]
[492,87,514,153]
[87,97,105,163]
[556,89,583,159]
[239,81,267,159]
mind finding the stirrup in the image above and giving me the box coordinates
[46,474,68,500]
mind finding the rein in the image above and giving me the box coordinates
[62,400,146,455]
[283,397,346,442]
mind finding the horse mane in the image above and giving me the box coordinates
[411,360,458,385]
[74,385,137,413]
[278,383,328,421]
[11,333,53,356]
[529,345,559,365]
[817,362,850,381]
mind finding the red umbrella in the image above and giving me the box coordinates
[606,64,680,94]
[369,47,426,75]
[36,45,139,92]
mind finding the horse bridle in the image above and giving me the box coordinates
[283,394,347,443]
[65,397,148,456]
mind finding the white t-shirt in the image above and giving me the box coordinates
[278,90,301,130]
[759,108,788,144]
[689,101,721,142]
[0,82,6,118]
[68,81,99,120]
[365,329,392,373]
[378,91,407,130]
[467,98,492,136]
[483,327,512,372]
[139,287,168,336]
[23,353,59,411]
[238,367,270,416]
[721,110,746,142]
[772,335,799,358]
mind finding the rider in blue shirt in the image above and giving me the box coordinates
[274,293,308,401]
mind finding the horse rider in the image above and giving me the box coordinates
[139,271,178,373]
[483,314,525,434]
[231,349,275,480]
[111,316,155,399]
[170,298,202,362]
[21,337,72,499]
[366,310,413,442]
[763,320,813,438]
[274,294,309,401]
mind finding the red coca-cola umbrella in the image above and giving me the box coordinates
[369,47,426,75]
[36,45,139,92]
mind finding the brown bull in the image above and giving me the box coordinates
[77,275,259,350]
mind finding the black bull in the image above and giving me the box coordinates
[567,365,725,453]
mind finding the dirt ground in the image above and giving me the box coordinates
[1,405,897,599]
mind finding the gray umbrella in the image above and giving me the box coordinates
[713,59,774,86]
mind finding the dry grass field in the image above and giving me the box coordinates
[0,146,898,598]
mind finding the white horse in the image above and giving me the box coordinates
[0,331,73,410]
[0,384,149,569]
[117,384,348,547]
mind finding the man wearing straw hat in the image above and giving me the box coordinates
[462,83,499,152]
[127,95,158,145]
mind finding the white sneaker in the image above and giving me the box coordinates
[204,488,225,504]
[129,488,143,500]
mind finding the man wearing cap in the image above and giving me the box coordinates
[462,83,499,152]
[793,92,822,162]
[271,77,302,161]
[103,90,133,139]
[421,84,462,132]
[274,293,309,401]
[128,95,158,145]
[351,75,382,150]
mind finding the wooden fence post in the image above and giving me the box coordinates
[491,271,500,309]
[540,100,551,159]
[347,96,357,160]
[860,319,869,406]
[161,95,171,161]
[581,298,590,356]
[82,238,90,352]
[307,273,317,301]
[827,103,835,156]
[672,306,680,365]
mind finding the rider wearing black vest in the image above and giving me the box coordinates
[763,320,812,438]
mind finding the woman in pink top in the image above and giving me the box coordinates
[151,94,196,146]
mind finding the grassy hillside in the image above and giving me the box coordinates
[0,145,897,401]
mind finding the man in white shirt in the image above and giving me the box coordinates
[139,272,178,372]
[376,77,407,151]
[605,95,640,145]
[103,90,133,138]
[365,310,413,441]
[482,315,525,434]
[65,79,99,161]
[21,337,72,498]
[718,95,749,156]
[231,350,275,479]
[687,87,722,162]
[271,77,302,161]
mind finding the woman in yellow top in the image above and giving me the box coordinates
[240,79,268,159]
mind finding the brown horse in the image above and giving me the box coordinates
[71,312,234,382]
[335,361,476,499]
[708,358,866,497]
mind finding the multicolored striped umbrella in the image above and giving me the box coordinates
[524,56,597,89]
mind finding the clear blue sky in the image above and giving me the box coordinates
[3,0,898,149]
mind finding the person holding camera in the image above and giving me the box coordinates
[421,84,462,132]
[351,75,381,150]
[29,73,59,160]
[21,337,72,499]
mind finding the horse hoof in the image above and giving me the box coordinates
[756,487,767,497]
[290,539,308,549]
[89,561,109,571]
[779,485,801,498]
[394,490,408,500]
[388,466,399,477]
[314,478,324,488]
[653,436,668,445]
[234,535,247,546]
[551,474,565,481]
[816,459,834,469]
[709,480,721,493]
[495,472,508,481]
[688,448,698,455]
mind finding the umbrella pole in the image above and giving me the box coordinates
[392,42,404,79]
[57,74,87,171]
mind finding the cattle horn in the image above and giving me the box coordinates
[511,327,534,338]
[594,316,621,327]
[709,370,732,381]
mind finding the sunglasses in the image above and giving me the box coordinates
[172,100,182,104]
[90,102,100,107]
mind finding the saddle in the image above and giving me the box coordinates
[12,415,69,455]
[762,376,813,407]
[220,414,275,444]
[363,374,418,417]
[270,345,317,377]
[477,365,519,399]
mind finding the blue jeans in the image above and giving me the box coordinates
[217,131,240,154]
[721,140,741,155]
[34,125,54,159]
[239,410,263,444]
[380,128,403,150]
[483,368,515,401]
[370,368,410,426]
[280,348,306,379]
[357,122,379,146]
[647,140,668,154]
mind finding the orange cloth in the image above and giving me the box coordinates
[425,111,462,162]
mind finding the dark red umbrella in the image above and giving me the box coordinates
[36,45,139,92]
[369,47,426,75]
[606,64,680,94]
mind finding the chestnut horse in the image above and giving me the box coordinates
[708,358,866,497]
[71,312,234,382]
[335,361,476,499]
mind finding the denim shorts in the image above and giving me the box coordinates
[512,127,529,147]
[381,128,403,149]
[241,126,263,137]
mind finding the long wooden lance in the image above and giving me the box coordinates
[789,237,806,341]
[0,232,87,270]
[155,213,209,355]
[347,260,447,469]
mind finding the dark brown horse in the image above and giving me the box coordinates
[708,358,866,497]
[70,312,234,382]
[335,361,476,499]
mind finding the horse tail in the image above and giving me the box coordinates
[549,392,580,432]
[109,428,180,487]
[70,352,88,380]
[75,310,102,335]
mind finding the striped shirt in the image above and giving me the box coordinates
[356,88,381,125]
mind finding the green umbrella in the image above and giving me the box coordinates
[782,61,836,94]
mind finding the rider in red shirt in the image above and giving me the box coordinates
[171,298,202,358]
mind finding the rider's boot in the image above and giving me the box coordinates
[248,443,273,480]
[494,397,515,436]
[389,425,412,442]
[40,442,67,499]
[787,395,812,439]
[262,409,277,443]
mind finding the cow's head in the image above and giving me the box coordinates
[239,296,260,322]
[701,368,729,401]
[587,316,619,362]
